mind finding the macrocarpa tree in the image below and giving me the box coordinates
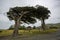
[7,7,36,36]
[35,5,51,30]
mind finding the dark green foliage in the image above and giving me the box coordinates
[7,5,50,24]
[7,6,36,24]
[8,25,14,30]
[49,27,58,29]
[35,5,50,19]
[33,26,36,29]
[9,25,26,30]
[27,26,32,32]
[0,31,2,32]
[27,26,32,29]
[9,28,14,30]
[19,26,26,30]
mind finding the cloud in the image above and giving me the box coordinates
[0,14,14,29]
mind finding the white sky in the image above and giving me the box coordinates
[0,0,60,29]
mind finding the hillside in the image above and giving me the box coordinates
[46,23,60,28]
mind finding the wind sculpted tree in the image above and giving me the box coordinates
[7,6,36,36]
[35,5,51,30]
[25,5,51,30]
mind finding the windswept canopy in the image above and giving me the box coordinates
[7,6,37,24]
[35,5,51,19]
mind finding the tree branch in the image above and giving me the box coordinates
[18,11,29,21]
[10,13,15,20]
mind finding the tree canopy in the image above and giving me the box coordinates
[7,6,36,24]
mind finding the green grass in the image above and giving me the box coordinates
[0,30,13,36]
[0,29,57,36]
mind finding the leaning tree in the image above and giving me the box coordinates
[26,5,51,30]
[7,6,36,36]
[35,5,51,30]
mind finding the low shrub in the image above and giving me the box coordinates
[0,30,2,33]
[49,27,58,29]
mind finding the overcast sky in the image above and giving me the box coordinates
[0,0,60,29]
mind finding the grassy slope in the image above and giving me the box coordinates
[0,29,57,36]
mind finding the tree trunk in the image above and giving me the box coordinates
[41,18,45,30]
[13,20,20,36]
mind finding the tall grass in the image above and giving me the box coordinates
[0,29,57,36]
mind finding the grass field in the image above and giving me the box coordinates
[0,29,57,36]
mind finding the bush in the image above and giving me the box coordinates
[49,27,58,29]
[19,26,26,30]
[0,30,2,32]
[8,25,14,30]
[9,28,14,30]
[33,26,36,29]
[26,26,32,32]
